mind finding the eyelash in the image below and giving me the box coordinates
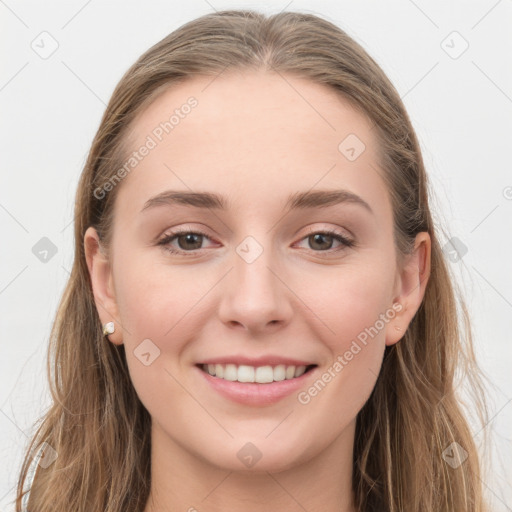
[157,227,355,256]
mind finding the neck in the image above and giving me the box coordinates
[144,419,357,512]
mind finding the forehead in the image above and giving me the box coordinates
[115,70,390,221]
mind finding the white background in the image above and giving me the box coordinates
[1,1,511,510]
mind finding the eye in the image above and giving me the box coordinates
[157,228,215,255]
[157,227,355,256]
[295,228,355,253]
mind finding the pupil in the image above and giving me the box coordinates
[311,233,331,250]
[180,233,201,250]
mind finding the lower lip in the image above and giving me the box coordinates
[195,365,317,406]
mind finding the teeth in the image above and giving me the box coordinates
[273,365,286,381]
[201,363,312,383]
[237,365,255,382]
[285,366,295,379]
[255,366,273,383]
[215,364,224,378]
[295,365,306,378]
[224,364,237,381]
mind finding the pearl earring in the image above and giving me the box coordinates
[102,321,115,336]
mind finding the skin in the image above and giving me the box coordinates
[85,70,430,512]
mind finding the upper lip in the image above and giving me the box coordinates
[196,356,317,367]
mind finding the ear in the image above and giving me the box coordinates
[84,226,123,345]
[386,232,431,346]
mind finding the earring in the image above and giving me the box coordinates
[102,321,115,336]
[395,326,403,331]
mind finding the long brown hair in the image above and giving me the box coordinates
[15,10,488,511]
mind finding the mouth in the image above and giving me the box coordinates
[196,363,318,384]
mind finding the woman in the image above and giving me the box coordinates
[15,10,488,511]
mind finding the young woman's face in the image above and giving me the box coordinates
[87,70,429,473]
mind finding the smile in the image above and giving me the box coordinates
[199,363,317,384]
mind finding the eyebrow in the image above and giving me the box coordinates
[141,189,373,215]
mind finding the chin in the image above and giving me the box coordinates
[200,436,311,474]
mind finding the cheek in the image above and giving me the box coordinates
[301,258,396,347]
[113,249,199,340]
[112,256,199,411]
[296,260,394,404]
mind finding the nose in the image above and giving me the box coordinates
[217,240,293,335]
